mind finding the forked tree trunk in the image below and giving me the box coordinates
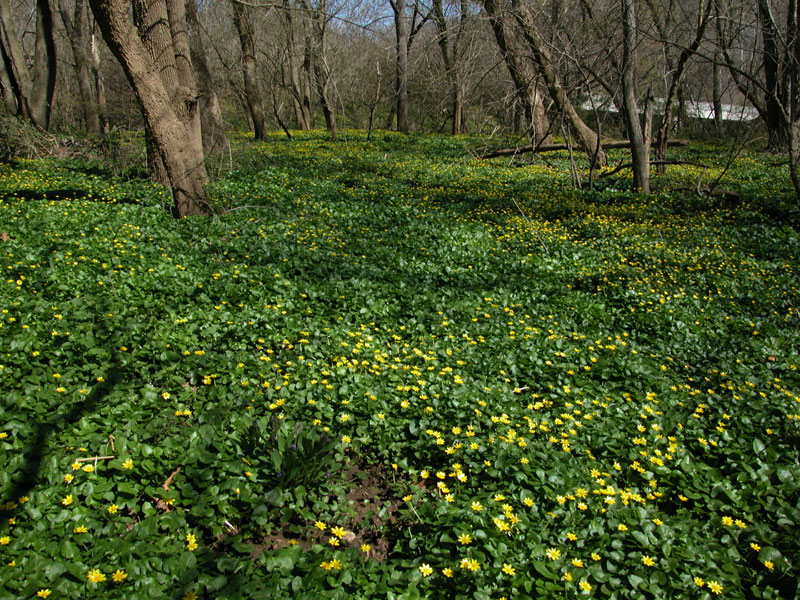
[482,0,550,143]
[621,0,649,193]
[511,3,605,165]
[0,0,57,129]
[90,16,109,134]
[88,0,210,217]
[301,0,337,140]
[281,0,311,130]
[59,0,101,134]
[232,0,267,140]
[185,0,228,154]
[391,0,410,133]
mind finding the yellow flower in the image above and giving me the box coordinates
[87,569,106,583]
[360,543,371,553]
[419,563,433,577]
[707,580,723,595]
[0,536,9,545]
[750,542,761,552]
[642,555,655,566]
[112,569,128,582]
[442,567,454,577]
[122,459,134,470]
[182,592,199,600]
[331,526,347,539]
[572,559,584,568]
[562,572,573,581]
[764,560,774,570]
[471,501,483,512]
[579,580,592,592]
[694,577,705,587]
[501,563,515,575]
[63,474,73,483]
[459,558,479,571]
[37,590,52,598]
[107,504,119,514]
[721,516,734,526]
[591,553,601,561]
[186,532,198,551]
[314,521,327,531]
[546,547,561,561]
[457,533,472,545]
[74,525,88,533]
[617,524,628,531]
[62,495,73,506]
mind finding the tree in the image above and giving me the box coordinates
[506,0,607,166]
[0,0,57,130]
[716,0,796,151]
[481,0,550,141]
[88,0,210,217]
[620,0,649,192]
[185,0,229,154]
[301,0,337,139]
[231,0,268,139]
[389,0,428,132]
[58,0,101,134]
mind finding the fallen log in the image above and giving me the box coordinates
[479,139,690,159]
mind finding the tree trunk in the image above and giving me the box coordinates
[59,0,101,135]
[90,16,109,133]
[621,0,649,193]
[184,0,228,154]
[302,0,336,140]
[392,0,410,133]
[483,0,551,143]
[512,2,606,166]
[231,0,267,139]
[88,0,210,217]
[281,0,311,130]
[0,0,57,129]
[713,48,723,133]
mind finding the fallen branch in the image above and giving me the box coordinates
[599,160,710,178]
[75,455,115,462]
[479,139,690,159]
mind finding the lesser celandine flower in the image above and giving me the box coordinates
[36,590,51,598]
[112,569,127,582]
[87,569,106,583]
[707,581,723,594]
[418,563,433,577]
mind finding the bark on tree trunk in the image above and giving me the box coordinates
[59,0,101,134]
[483,0,551,143]
[621,0,649,193]
[184,0,228,155]
[281,0,311,130]
[302,0,337,140]
[88,0,209,217]
[90,17,109,134]
[512,3,605,166]
[0,0,57,129]
[713,46,724,133]
[392,0,410,133]
[231,0,267,139]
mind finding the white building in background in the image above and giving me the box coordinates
[580,94,759,121]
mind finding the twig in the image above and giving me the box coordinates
[75,456,114,462]
[162,467,182,491]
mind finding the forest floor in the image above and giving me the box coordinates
[0,130,799,599]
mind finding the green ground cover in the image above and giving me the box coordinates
[0,131,799,599]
